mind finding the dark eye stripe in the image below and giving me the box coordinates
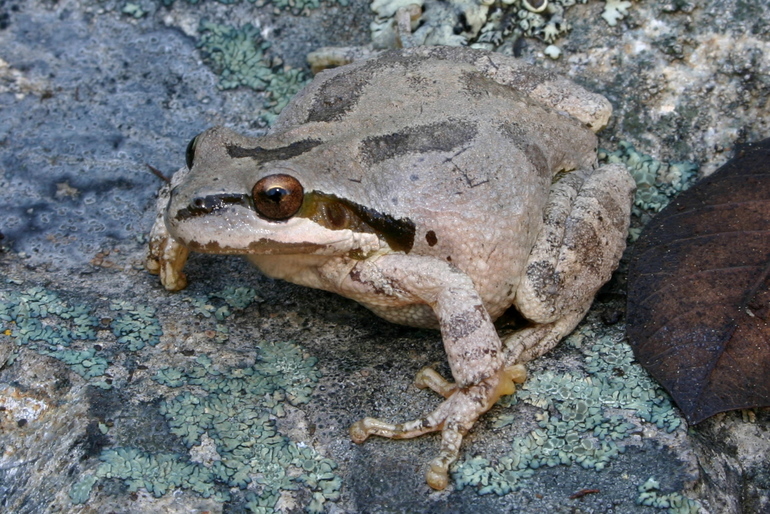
[174,193,250,220]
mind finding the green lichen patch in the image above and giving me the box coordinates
[453,321,685,496]
[185,285,259,322]
[71,447,225,502]
[122,2,148,18]
[198,22,275,91]
[637,477,701,513]
[67,281,338,512]
[157,0,348,15]
[197,21,309,123]
[0,285,109,382]
[600,141,698,219]
[110,300,163,351]
[0,286,168,382]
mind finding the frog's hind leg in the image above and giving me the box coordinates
[350,365,526,490]
[506,163,634,364]
[502,312,591,366]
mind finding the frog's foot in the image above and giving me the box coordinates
[146,233,189,291]
[350,364,526,490]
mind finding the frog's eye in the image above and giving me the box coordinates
[185,135,199,169]
[252,174,304,220]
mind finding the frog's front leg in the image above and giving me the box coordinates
[345,254,519,490]
[146,167,191,292]
[505,163,635,364]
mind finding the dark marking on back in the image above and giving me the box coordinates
[226,139,323,163]
[360,120,477,166]
[500,122,551,179]
[461,70,523,100]
[305,50,438,123]
[425,230,438,247]
[306,70,372,123]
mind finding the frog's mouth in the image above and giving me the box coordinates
[166,196,385,257]
[169,189,416,255]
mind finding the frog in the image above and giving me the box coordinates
[146,46,635,491]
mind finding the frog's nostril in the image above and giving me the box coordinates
[186,197,215,215]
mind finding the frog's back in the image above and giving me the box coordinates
[270,47,606,319]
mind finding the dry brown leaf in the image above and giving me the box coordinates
[627,139,770,424]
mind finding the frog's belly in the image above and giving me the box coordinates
[347,275,516,330]
[363,302,440,329]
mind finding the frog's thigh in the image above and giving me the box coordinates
[507,163,634,362]
[350,254,504,386]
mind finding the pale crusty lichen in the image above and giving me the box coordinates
[368,0,630,58]
[602,0,633,26]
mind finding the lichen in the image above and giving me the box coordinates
[453,320,684,495]
[158,0,349,15]
[197,22,275,91]
[196,21,310,123]
[0,285,109,383]
[602,0,633,27]
[600,140,698,219]
[72,448,224,502]
[110,300,163,351]
[1,282,340,509]
[64,283,340,511]
[370,0,623,58]
[121,2,147,18]
[637,477,702,513]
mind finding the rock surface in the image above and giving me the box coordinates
[0,0,767,512]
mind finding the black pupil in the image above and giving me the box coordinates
[265,187,289,203]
